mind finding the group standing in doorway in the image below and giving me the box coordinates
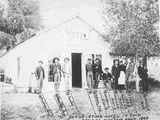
[49,57,71,92]
[29,56,149,94]
[85,57,149,93]
[86,58,103,89]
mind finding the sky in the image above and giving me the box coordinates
[39,0,112,34]
[0,0,113,34]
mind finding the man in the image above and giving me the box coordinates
[86,58,93,89]
[48,60,54,82]
[93,58,102,88]
[35,61,45,93]
[111,59,120,90]
[53,57,62,91]
[62,57,71,92]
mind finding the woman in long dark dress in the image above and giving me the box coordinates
[138,62,148,92]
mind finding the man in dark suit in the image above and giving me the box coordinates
[52,57,62,91]
[93,58,102,88]
[111,59,120,90]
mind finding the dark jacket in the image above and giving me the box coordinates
[49,64,54,75]
[111,65,120,78]
[52,63,61,74]
[138,66,148,79]
[93,63,102,73]
[48,64,54,81]
[119,64,126,72]
[102,72,112,81]
[35,66,45,80]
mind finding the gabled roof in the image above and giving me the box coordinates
[0,16,107,58]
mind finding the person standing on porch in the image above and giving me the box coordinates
[62,57,71,92]
[35,61,45,93]
[138,62,148,92]
[48,59,54,82]
[86,58,93,89]
[133,62,141,92]
[102,67,112,90]
[53,57,62,92]
[93,58,102,88]
[125,58,135,90]
[111,59,120,90]
[118,60,126,90]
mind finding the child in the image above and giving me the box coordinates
[102,67,112,90]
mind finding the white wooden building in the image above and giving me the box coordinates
[0,16,113,92]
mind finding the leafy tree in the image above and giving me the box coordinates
[0,31,16,50]
[0,0,40,50]
[103,0,159,59]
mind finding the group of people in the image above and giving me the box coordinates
[29,57,71,93]
[48,57,71,92]
[29,56,149,94]
[111,58,149,92]
[86,58,149,92]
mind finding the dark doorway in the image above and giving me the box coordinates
[72,53,82,88]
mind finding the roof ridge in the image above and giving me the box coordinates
[0,15,106,58]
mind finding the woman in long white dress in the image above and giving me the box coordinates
[118,61,126,90]
[118,71,126,89]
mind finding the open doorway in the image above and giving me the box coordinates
[72,53,82,88]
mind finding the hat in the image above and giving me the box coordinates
[38,60,43,64]
[64,57,70,61]
[53,57,60,63]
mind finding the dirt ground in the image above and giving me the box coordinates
[1,83,160,120]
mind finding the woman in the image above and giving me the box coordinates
[118,60,126,90]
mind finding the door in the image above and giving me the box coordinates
[72,53,82,88]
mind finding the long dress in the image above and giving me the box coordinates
[118,71,126,85]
